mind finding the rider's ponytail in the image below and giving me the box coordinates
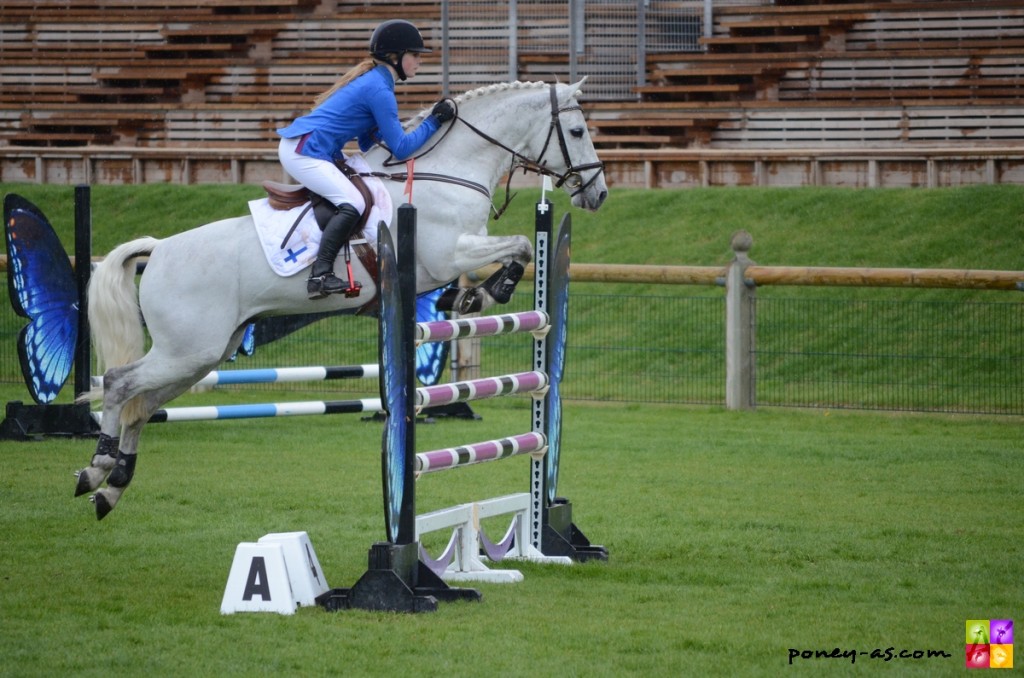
[312,58,384,110]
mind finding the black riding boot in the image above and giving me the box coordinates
[307,203,362,300]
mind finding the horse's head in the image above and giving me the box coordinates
[402,80,608,213]
[532,79,608,212]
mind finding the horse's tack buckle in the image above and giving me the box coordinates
[343,245,362,298]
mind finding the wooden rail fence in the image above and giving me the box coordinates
[4,145,1024,189]
[1,233,1020,412]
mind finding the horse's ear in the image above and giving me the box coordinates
[568,77,588,98]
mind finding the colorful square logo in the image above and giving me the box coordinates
[967,643,991,669]
[966,619,1014,669]
[991,620,1014,645]
[968,620,991,644]
[990,645,1013,669]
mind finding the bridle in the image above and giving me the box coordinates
[454,84,606,198]
[377,84,605,219]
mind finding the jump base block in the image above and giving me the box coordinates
[316,542,482,613]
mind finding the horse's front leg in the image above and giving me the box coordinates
[436,234,533,314]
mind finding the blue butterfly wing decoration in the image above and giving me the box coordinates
[414,286,449,386]
[377,225,407,543]
[226,322,256,361]
[239,323,256,356]
[545,214,572,503]
[4,194,78,404]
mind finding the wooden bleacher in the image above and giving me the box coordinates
[0,0,443,148]
[0,0,1021,183]
[584,0,1024,151]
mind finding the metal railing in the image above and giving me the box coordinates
[441,0,709,100]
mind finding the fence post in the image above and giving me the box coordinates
[440,0,450,97]
[636,0,647,94]
[725,231,755,410]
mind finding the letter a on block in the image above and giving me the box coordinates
[220,542,296,615]
[243,557,271,600]
[258,531,329,607]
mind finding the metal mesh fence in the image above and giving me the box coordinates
[442,0,517,96]
[443,0,706,101]
[755,296,1024,414]
[481,291,726,403]
[645,1,706,54]
[0,289,1020,415]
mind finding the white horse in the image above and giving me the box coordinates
[75,80,607,520]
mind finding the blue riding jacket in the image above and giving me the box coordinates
[276,65,439,162]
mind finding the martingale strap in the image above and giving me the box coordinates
[369,170,490,200]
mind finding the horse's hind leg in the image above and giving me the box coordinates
[88,370,207,520]
[89,419,145,520]
[74,432,119,497]
[84,327,249,519]
[74,362,139,498]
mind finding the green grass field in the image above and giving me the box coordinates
[1,399,1020,676]
[0,183,1021,675]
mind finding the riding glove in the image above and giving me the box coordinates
[431,100,456,124]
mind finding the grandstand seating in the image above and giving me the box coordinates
[0,0,1022,184]
[0,0,444,148]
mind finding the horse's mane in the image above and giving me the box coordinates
[406,80,552,127]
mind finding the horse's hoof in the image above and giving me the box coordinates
[457,289,484,314]
[74,470,92,497]
[74,467,105,497]
[92,493,113,521]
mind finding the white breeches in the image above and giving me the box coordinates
[278,137,367,214]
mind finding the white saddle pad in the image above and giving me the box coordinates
[249,156,393,277]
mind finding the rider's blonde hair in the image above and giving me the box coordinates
[312,56,396,110]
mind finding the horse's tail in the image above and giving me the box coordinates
[78,237,160,406]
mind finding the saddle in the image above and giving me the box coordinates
[261,163,380,311]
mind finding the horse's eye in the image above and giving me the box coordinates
[570,127,585,139]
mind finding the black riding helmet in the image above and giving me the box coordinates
[370,20,431,81]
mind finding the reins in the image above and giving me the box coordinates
[365,84,605,220]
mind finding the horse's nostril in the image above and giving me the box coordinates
[598,190,608,206]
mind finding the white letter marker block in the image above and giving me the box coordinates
[258,531,329,607]
[220,542,296,615]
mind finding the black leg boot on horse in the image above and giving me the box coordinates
[307,203,363,300]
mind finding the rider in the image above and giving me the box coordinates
[277,19,456,299]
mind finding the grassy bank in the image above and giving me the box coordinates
[3,183,1023,271]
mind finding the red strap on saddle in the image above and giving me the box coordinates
[404,159,415,203]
